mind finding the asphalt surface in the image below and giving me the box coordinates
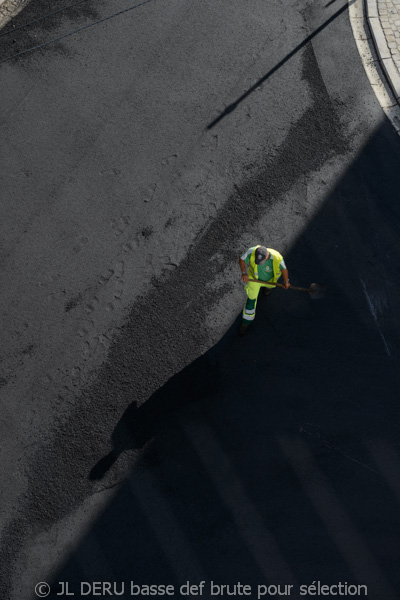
[1,0,400,599]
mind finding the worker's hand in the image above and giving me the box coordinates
[241,273,249,283]
[283,280,291,289]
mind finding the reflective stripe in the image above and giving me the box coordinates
[244,308,256,314]
[240,247,255,262]
[242,313,255,321]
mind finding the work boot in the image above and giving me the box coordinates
[238,323,248,336]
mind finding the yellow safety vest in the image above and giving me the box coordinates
[249,246,283,282]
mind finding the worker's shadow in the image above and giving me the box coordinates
[89,350,221,480]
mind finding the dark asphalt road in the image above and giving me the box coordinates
[1,0,400,599]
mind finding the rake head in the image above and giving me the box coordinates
[308,283,327,300]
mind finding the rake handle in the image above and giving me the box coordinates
[247,278,310,293]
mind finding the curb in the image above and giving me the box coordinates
[364,0,400,102]
[1,0,400,132]
[349,0,400,135]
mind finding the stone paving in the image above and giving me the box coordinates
[378,0,400,71]
[0,0,30,29]
[364,0,400,102]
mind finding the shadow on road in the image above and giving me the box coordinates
[207,2,348,129]
[3,67,399,598]
[89,351,221,480]
[2,1,400,598]
[51,285,400,599]
[42,115,400,600]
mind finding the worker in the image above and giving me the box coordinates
[238,245,290,336]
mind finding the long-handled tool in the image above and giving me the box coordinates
[247,278,327,300]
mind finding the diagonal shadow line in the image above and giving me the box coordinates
[0,0,155,65]
[207,3,348,130]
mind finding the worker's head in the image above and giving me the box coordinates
[255,246,269,264]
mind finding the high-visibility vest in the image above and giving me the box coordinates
[249,246,283,282]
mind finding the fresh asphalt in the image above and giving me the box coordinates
[1,0,400,599]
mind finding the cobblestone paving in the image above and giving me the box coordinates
[378,0,400,71]
[0,0,31,29]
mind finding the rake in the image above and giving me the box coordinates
[247,278,327,300]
